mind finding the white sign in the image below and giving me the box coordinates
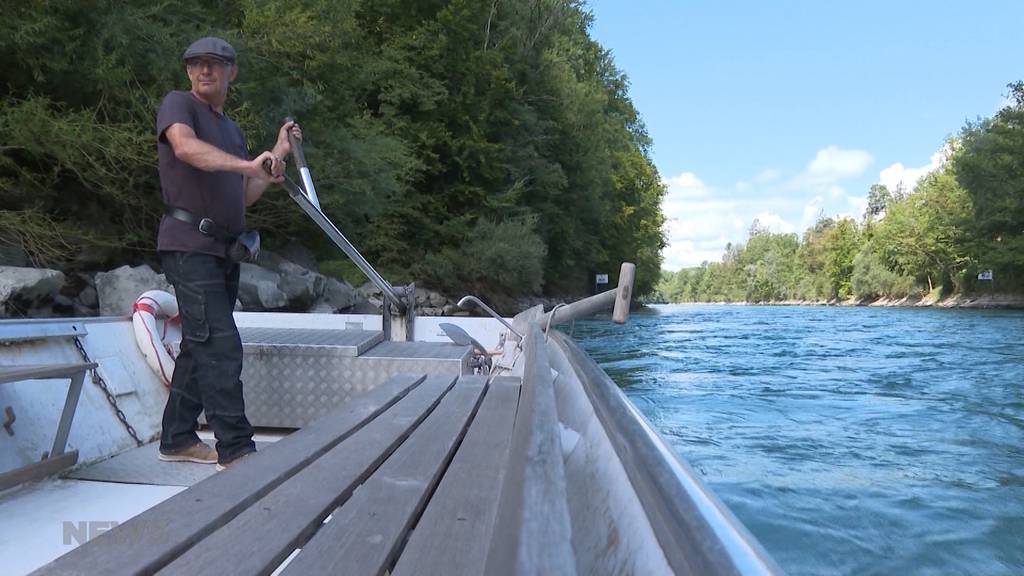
[978,270,994,281]
[595,274,609,285]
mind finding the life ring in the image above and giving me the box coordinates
[132,290,181,388]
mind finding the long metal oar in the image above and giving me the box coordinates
[284,116,320,210]
[271,120,407,313]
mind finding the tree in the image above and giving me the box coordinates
[953,80,1024,289]
[0,0,668,304]
[871,168,971,293]
[820,218,860,299]
[865,183,892,221]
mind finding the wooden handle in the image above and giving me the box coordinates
[612,262,635,324]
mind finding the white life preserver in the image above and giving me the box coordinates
[132,290,181,388]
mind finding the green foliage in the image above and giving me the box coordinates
[318,258,363,285]
[420,216,547,296]
[851,245,916,299]
[865,183,892,221]
[953,82,1024,290]
[871,168,971,292]
[820,218,860,299]
[0,0,664,301]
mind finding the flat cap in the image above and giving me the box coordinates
[183,37,236,64]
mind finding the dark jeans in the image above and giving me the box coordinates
[159,251,255,463]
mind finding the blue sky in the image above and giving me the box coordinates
[588,1,1023,269]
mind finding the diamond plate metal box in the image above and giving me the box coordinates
[240,328,471,428]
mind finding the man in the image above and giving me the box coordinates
[155,36,300,469]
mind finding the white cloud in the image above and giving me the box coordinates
[661,170,743,270]
[845,195,869,220]
[660,150,874,270]
[799,195,826,232]
[784,146,873,200]
[665,172,711,199]
[806,146,873,180]
[736,168,781,193]
[877,145,949,193]
[751,211,795,234]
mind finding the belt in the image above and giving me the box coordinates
[165,207,236,241]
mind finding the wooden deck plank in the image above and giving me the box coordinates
[391,376,521,576]
[278,376,488,576]
[33,374,426,576]
[484,325,577,576]
[157,374,457,576]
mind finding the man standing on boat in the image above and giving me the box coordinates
[154,36,300,469]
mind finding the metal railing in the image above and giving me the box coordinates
[456,296,523,340]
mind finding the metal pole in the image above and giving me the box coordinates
[284,116,320,210]
[52,369,86,457]
[279,120,405,313]
[279,177,406,313]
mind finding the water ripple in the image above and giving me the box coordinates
[573,304,1024,576]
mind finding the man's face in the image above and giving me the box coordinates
[185,57,237,102]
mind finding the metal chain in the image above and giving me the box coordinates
[73,336,144,446]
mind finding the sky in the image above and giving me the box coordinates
[588,0,1023,270]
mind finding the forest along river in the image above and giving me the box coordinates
[572,304,1024,576]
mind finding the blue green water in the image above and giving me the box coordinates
[572,304,1024,576]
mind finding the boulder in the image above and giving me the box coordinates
[311,277,356,313]
[73,300,99,317]
[257,250,326,310]
[0,266,65,317]
[95,265,172,316]
[347,297,382,315]
[428,291,447,308]
[78,285,98,308]
[415,287,430,306]
[238,264,288,310]
[442,303,460,316]
[308,302,336,314]
[357,282,382,299]
[52,294,75,315]
[275,241,320,272]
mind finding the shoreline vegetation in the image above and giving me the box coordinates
[0,2,666,306]
[649,292,1024,310]
[657,81,1024,309]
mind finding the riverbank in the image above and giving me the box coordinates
[654,292,1024,309]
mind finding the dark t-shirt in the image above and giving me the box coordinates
[156,90,248,257]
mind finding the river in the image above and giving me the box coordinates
[572,304,1024,576]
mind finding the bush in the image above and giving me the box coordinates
[419,216,547,298]
[851,247,916,299]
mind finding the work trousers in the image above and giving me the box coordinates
[158,251,255,463]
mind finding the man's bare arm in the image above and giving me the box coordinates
[243,120,302,206]
[164,123,280,181]
[244,174,274,206]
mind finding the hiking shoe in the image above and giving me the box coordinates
[216,450,256,472]
[158,441,218,464]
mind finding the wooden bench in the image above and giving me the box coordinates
[0,321,96,492]
[35,370,528,576]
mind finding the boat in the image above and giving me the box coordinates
[0,134,781,576]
